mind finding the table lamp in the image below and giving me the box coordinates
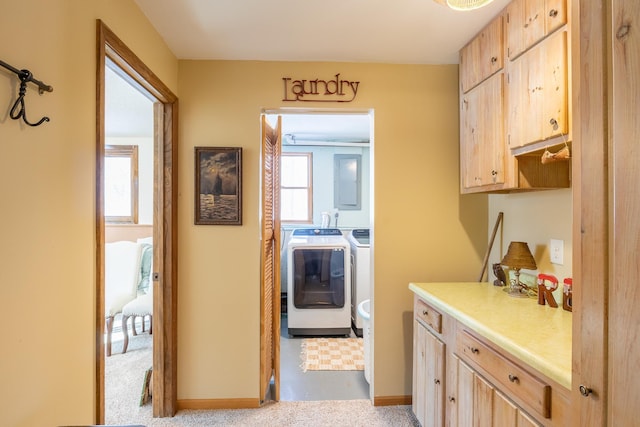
[501,241,537,297]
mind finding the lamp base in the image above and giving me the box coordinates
[503,285,530,298]
[504,271,532,298]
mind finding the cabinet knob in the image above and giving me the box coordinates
[549,9,558,18]
[449,396,456,403]
[579,385,593,397]
[491,170,498,176]
[549,118,559,129]
[434,379,441,385]
[508,374,519,383]
[422,310,429,316]
[470,347,479,354]
[490,56,498,64]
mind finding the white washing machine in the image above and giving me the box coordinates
[287,228,351,336]
[349,229,370,337]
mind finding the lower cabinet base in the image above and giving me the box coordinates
[411,293,571,427]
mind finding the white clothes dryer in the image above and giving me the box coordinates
[287,228,351,336]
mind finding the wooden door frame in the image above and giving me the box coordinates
[570,0,609,425]
[96,20,179,422]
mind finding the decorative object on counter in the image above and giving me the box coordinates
[562,278,573,312]
[478,212,504,282]
[537,274,559,308]
[1,59,53,127]
[501,241,537,298]
[492,263,507,287]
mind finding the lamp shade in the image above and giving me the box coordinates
[501,241,537,270]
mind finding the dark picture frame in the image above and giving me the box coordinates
[195,147,242,225]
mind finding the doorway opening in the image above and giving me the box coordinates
[262,110,374,403]
[96,20,178,423]
[103,57,155,421]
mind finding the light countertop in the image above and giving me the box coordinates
[409,282,572,390]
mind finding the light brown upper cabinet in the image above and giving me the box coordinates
[508,30,568,150]
[458,0,571,194]
[506,0,567,60]
[460,73,506,192]
[460,16,504,94]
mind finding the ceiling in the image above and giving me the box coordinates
[133,0,510,65]
[108,0,511,138]
[105,65,154,138]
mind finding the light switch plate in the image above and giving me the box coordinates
[550,239,564,265]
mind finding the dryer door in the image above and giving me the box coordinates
[292,247,345,308]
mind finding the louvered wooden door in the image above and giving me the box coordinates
[260,115,282,403]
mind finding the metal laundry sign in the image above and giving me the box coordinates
[282,73,360,102]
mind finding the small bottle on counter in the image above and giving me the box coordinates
[563,278,573,312]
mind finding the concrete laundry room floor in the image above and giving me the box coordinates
[279,313,370,401]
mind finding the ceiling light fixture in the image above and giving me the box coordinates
[434,0,496,11]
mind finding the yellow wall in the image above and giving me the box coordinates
[0,0,573,422]
[0,1,177,426]
[178,61,488,400]
[1,0,486,418]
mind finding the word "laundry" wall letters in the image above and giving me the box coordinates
[282,73,360,102]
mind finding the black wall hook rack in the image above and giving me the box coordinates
[1,59,53,127]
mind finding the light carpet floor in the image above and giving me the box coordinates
[106,334,418,426]
[112,400,418,427]
[105,331,153,423]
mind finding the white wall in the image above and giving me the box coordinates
[283,145,371,229]
[105,137,154,224]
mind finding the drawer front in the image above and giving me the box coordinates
[457,330,551,418]
[414,297,442,334]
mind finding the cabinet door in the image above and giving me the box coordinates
[457,359,542,427]
[457,359,475,427]
[413,319,427,425]
[493,390,518,426]
[517,410,541,427]
[460,73,505,191]
[461,16,504,93]
[545,0,567,36]
[474,374,494,427]
[508,30,567,150]
[446,353,460,427]
[507,0,544,59]
[507,0,567,59]
[494,390,542,427]
[426,330,446,427]
[413,319,445,427]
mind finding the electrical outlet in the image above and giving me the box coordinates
[550,239,564,265]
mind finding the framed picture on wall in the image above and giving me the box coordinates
[195,146,242,225]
